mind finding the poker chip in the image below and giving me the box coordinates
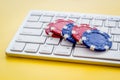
[45,19,112,52]
[56,19,73,23]
[72,24,94,44]
[62,23,76,44]
[45,23,61,38]
[82,29,112,51]
[50,19,74,36]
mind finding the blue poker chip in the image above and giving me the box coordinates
[62,23,76,44]
[82,29,112,51]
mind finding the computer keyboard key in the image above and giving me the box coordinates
[95,16,106,20]
[111,28,120,35]
[119,22,120,28]
[81,15,93,19]
[79,19,90,24]
[69,14,80,18]
[20,28,42,36]
[43,12,54,17]
[108,17,119,21]
[105,21,116,27]
[53,46,72,56]
[56,13,67,17]
[92,20,103,26]
[73,47,120,60]
[39,45,53,54]
[60,39,73,47]
[27,16,40,22]
[16,35,46,44]
[42,30,49,37]
[42,23,49,29]
[24,43,40,53]
[39,16,52,22]
[24,22,43,29]
[46,37,60,45]
[10,42,25,52]
[113,35,120,42]
[96,27,108,33]
[31,11,42,16]
[110,42,118,50]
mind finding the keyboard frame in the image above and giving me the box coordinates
[6,10,120,67]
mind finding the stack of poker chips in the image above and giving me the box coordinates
[45,19,112,51]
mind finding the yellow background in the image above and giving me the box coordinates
[0,0,120,80]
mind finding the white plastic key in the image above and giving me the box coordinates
[110,42,118,50]
[39,45,53,54]
[39,16,52,22]
[16,35,46,44]
[81,15,93,19]
[96,27,108,33]
[42,30,49,37]
[31,11,42,16]
[69,14,80,18]
[27,16,40,22]
[20,28,42,36]
[24,43,40,53]
[95,16,106,20]
[46,37,60,45]
[80,19,90,24]
[114,35,120,42]
[111,28,120,35]
[42,23,49,29]
[60,39,73,47]
[73,48,120,60]
[10,42,25,52]
[56,13,67,17]
[105,21,116,27]
[92,20,103,26]
[53,46,72,56]
[24,22,43,29]
[119,22,120,28]
[43,11,54,17]
[108,17,119,21]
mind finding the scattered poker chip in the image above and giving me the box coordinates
[45,23,61,38]
[50,19,74,36]
[62,23,76,44]
[72,24,94,44]
[82,29,112,51]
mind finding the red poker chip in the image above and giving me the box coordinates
[56,19,74,23]
[72,24,95,44]
[50,19,74,36]
[45,23,61,38]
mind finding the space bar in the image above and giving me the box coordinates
[73,48,120,60]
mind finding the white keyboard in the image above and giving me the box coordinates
[6,10,120,66]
